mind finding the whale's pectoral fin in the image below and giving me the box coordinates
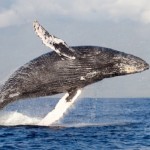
[33,20,76,60]
[66,89,81,102]
[38,89,82,126]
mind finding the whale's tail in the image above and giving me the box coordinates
[0,84,2,91]
[0,97,7,109]
[0,94,20,110]
[0,86,17,109]
[0,90,8,109]
[0,90,6,109]
[0,85,3,108]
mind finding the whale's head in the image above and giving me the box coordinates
[111,51,149,76]
[91,47,149,78]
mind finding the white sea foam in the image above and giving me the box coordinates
[0,111,40,126]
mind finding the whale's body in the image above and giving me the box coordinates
[0,21,149,109]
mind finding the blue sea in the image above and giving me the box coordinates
[0,98,150,150]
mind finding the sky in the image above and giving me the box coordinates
[0,0,150,98]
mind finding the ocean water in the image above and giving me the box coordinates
[0,98,150,149]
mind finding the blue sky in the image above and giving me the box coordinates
[0,0,150,97]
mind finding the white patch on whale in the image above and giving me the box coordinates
[80,76,86,80]
[86,71,97,78]
[9,92,20,98]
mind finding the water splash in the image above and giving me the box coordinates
[0,111,40,126]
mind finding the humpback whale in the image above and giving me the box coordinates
[0,20,149,109]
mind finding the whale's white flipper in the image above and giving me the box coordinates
[33,20,76,60]
[38,89,82,126]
